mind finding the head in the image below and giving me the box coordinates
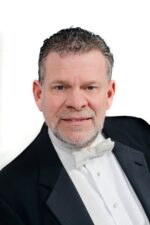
[33,27,116,148]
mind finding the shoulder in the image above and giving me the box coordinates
[0,123,48,175]
[0,123,51,193]
[104,115,150,152]
[105,115,150,131]
[0,139,38,200]
[0,125,47,199]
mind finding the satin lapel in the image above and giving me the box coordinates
[46,168,94,225]
[114,142,150,220]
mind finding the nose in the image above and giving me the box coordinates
[65,88,88,110]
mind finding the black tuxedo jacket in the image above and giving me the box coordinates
[0,116,150,225]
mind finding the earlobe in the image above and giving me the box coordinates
[33,80,43,111]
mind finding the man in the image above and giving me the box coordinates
[0,27,150,225]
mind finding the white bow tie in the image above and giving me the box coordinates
[73,138,115,168]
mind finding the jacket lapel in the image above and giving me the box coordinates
[37,124,93,225]
[113,141,150,220]
[46,168,94,225]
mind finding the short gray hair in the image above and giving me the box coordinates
[38,27,114,83]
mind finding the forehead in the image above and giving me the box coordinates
[41,50,108,83]
[44,50,106,69]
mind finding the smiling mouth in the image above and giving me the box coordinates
[62,118,91,122]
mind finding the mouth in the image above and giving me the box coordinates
[62,117,92,122]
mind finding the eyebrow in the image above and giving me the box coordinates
[49,80,70,85]
[49,80,100,86]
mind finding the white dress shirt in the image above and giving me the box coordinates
[48,129,149,225]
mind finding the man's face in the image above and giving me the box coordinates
[33,50,115,147]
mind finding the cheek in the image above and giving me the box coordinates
[42,96,64,118]
[89,96,108,114]
[42,101,58,128]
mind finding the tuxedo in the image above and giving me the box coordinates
[0,116,150,225]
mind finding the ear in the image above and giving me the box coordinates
[106,80,116,109]
[33,80,43,111]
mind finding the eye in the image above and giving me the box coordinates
[54,85,65,90]
[87,85,97,90]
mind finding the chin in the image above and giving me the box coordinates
[56,129,99,148]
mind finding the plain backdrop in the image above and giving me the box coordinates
[0,0,150,169]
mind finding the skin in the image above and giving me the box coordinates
[33,50,115,148]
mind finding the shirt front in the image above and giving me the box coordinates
[48,129,149,225]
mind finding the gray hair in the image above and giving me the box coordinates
[38,27,114,83]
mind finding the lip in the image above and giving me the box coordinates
[62,117,91,122]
